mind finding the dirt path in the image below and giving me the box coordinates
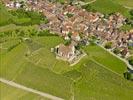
[124,6,133,9]
[75,0,96,6]
[0,78,64,100]
[87,0,96,4]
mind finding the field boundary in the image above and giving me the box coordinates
[96,43,133,70]
[90,58,122,77]
[0,78,64,100]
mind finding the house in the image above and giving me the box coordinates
[121,47,128,57]
[71,32,80,41]
[56,43,76,61]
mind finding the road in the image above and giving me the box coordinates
[0,78,64,100]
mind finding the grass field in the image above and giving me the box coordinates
[0,4,13,26]
[0,0,133,99]
[83,44,127,74]
[1,36,133,99]
[0,82,49,100]
[88,0,131,18]
[74,60,133,100]
[113,0,133,8]
[0,3,47,26]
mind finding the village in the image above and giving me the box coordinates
[2,0,133,66]
[1,0,133,99]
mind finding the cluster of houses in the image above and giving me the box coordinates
[3,0,133,63]
[3,0,22,9]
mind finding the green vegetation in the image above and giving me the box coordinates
[0,4,48,26]
[83,44,127,74]
[113,48,121,54]
[128,56,133,66]
[64,39,71,46]
[120,24,133,31]
[81,0,94,2]
[0,4,13,26]
[113,0,133,8]
[0,82,49,100]
[9,9,48,25]
[0,25,38,37]
[124,72,133,80]
[1,1,133,99]
[0,42,72,99]
[66,13,74,18]
[74,61,133,100]
[1,35,133,99]
[14,62,73,99]
[84,0,131,18]
[104,42,112,49]
[56,0,65,4]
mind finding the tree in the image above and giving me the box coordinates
[64,39,71,46]
[128,56,133,66]
[82,4,92,11]
[68,32,72,38]
[113,48,120,54]
[66,13,73,18]
[75,44,80,50]
[104,42,112,49]
[69,0,74,5]
[129,9,133,16]
[124,72,132,80]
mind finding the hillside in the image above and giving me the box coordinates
[0,4,13,26]
[1,36,133,99]
[87,0,131,17]
[113,0,133,8]
[0,0,133,100]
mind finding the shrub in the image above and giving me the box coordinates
[64,40,71,46]
[128,56,133,66]
[104,42,112,49]
[124,72,133,80]
[75,44,80,50]
[129,9,133,16]
[82,4,92,11]
[8,43,20,51]
[9,9,48,25]
[66,13,73,18]
[113,48,120,54]
[38,30,58,36]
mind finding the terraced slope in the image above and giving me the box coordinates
[88,0,131,17]
[0,82,50,100]
[1,36,133,100]
[113,0,133,8]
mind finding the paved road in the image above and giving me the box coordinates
[0,78,64,100]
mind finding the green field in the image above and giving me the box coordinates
[74,60,133,100]
[0,3,47,26]
[83,44,127,74]
[113,0,133,8]
[0,82,49,100]
[87,0,131,17]
[0,4,13,26]
[1,36,133,100]
[0,0,133,99]
[0,39,73,99]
